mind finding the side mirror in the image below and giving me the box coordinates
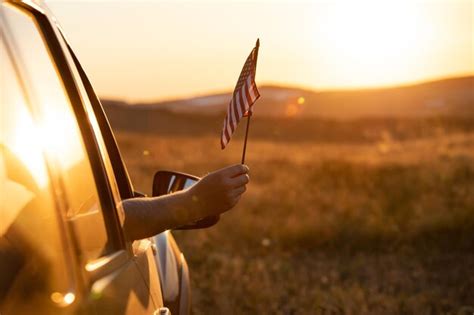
[152,170,220,229]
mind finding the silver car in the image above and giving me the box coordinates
[0,1,218,314]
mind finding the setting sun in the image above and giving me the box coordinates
[312,1,436,87]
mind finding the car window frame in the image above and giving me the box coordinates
[63,38,136,201]
[8,1,127,252]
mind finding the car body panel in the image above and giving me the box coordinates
[154,231,191,315]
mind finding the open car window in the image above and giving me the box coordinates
[60,31,136,200]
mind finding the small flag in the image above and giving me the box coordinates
[221,40,260,149]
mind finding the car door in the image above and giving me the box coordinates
[63,35,169,315]
[58,27,167,315]
[60,21,190,315]
[1,2,163,314]
[45,3,167,314]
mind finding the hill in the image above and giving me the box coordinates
[101,76,474,142]
[102,76,473,119]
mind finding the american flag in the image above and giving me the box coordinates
[221,40,260,149]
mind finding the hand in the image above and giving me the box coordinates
[186,164,250,218]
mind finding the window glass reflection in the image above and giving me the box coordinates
[0,36,70,312]
[3,3,99,217]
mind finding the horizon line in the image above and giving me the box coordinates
[99,72,474,105]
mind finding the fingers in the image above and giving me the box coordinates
[226,186,246,209]
[231,185,247,197]
[228,173,249,188]
[223,164,249,178]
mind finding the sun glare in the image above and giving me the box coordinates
[1,43,48,189]
[9,104,49,188]
[313,1,437,87]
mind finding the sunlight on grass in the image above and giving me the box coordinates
[113,115,474,314]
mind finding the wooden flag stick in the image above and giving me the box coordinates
[241,112,252,164]
[241,39,260,164]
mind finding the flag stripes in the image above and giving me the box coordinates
[221,78,259,149]
[221,42,260,149]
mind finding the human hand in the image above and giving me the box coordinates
[186,164,250,219]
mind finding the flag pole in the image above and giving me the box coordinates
[241,38,260,164]
[241,112,252,164]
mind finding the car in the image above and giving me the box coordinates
[0,1,219,314]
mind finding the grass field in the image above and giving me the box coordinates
[113,115,474,314]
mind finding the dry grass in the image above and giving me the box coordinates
[114,117,474,315]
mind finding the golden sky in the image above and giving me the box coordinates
[48,0,473,102]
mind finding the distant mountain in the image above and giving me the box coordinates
[101,76,474,142]
[102,76,473,120]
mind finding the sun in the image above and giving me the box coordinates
[313,0,435,87]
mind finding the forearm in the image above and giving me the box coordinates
[122,190,198,241]
[121,164,250,241]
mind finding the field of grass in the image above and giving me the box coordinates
[113,116,474,315]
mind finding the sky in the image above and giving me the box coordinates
[47,0,473,103]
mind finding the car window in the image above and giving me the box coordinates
[65,42,135,201]
[57,28,134,202]
[0,36,73,311]
[2,3,115,261]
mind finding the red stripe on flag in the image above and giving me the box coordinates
[238,87,247,118]
[239,85,248,115]
[229,99,236,131]
[244,82,253,112]
[252,82,260,100]
[232,92,240,125]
